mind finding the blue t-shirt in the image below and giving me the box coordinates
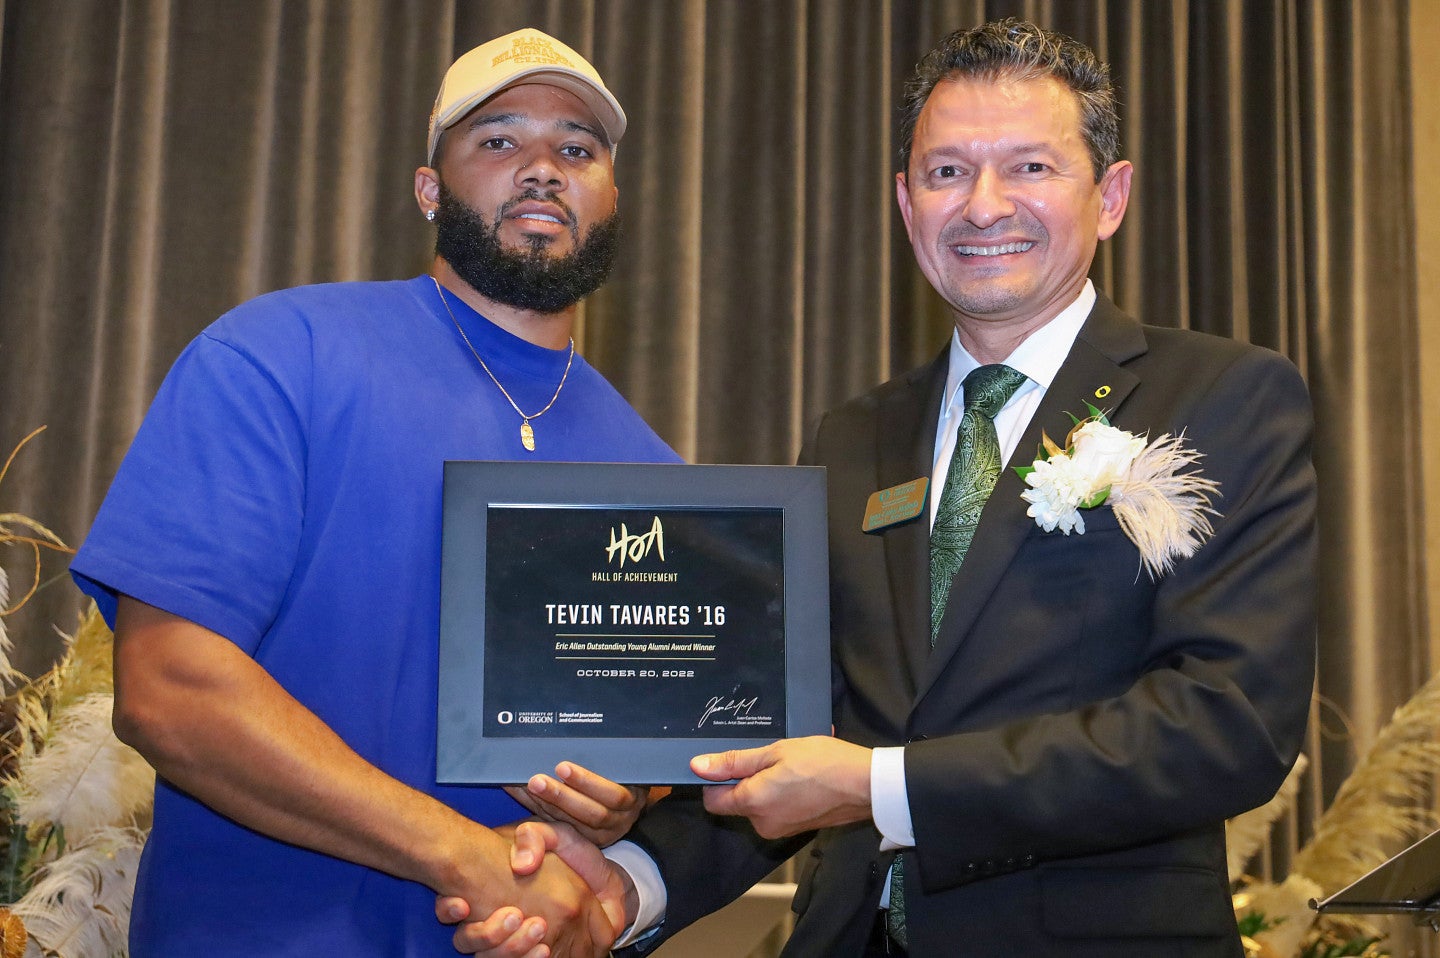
[71,276,681,956]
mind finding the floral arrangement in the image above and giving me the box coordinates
[1,429,153,958]
[1015,405,1220,578]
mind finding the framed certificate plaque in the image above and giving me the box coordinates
[436,461,830,785]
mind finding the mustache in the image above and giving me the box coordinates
[496,189,579,229]
[939,225,1038,245]
[938,209,1043,246]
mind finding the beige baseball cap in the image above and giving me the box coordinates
[427,29,626,165]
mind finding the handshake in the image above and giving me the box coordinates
[432,735,873,957]
[437,817,634,957]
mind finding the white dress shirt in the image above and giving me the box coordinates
[612,281,1098,933]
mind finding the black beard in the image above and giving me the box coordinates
[433,183,621,314]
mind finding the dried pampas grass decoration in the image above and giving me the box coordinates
[39,608,115,720]
[9,826,145,957]
[1,427,74,670]
[1292,673,1440,893]
[1,428,152,956]
[1230,670,1440,957]
[2,608,152,957]
[10,694,154,838]
[0,568,13,687]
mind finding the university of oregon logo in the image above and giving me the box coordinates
[606,516,665,567]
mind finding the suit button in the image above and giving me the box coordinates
[1003,858,1016,870]
[965,862,977,873]
[1022,855,1036,868]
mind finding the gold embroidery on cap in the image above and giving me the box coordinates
[495,35,575,69]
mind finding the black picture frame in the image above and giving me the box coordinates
[437,461,831,785]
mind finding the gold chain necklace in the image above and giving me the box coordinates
[432,276,575,452]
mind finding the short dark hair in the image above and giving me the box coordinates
[898,18,1119,181]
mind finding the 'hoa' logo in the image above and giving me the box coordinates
[607,516,665,567]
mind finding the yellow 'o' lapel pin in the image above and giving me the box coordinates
[1094,385,1111,399]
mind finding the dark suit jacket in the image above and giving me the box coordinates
[628,295,1317,957]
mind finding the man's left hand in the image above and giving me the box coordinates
[504,762,649,847]
[692,736,872,838]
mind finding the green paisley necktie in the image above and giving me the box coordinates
[927,363,1028,645]
[888,363,1026,950]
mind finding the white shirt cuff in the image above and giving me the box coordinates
[871,746,915,850]
[601,840,667,948]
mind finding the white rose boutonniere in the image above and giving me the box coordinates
[1015,404,1221,579]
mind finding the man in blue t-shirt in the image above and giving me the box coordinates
[72,28,678,957]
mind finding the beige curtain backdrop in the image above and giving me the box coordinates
[1,0,1433,947]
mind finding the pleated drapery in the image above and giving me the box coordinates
[1,1,1433,951]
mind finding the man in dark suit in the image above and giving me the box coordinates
[453,18,1316,958]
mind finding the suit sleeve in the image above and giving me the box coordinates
[618,788,809,951]
[905,347,1317,893]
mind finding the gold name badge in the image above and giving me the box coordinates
[861,477,929,533]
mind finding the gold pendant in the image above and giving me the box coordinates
[520,420,536,451]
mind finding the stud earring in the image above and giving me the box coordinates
[425,209,436,222]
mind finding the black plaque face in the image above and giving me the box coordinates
[437,462,830,785]
[482,506,785,740]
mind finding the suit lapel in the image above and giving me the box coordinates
[916,296,1148,702]
[877,351,949,690]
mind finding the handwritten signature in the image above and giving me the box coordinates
[697,695,759,729]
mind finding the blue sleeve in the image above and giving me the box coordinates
[71,330,307,653]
